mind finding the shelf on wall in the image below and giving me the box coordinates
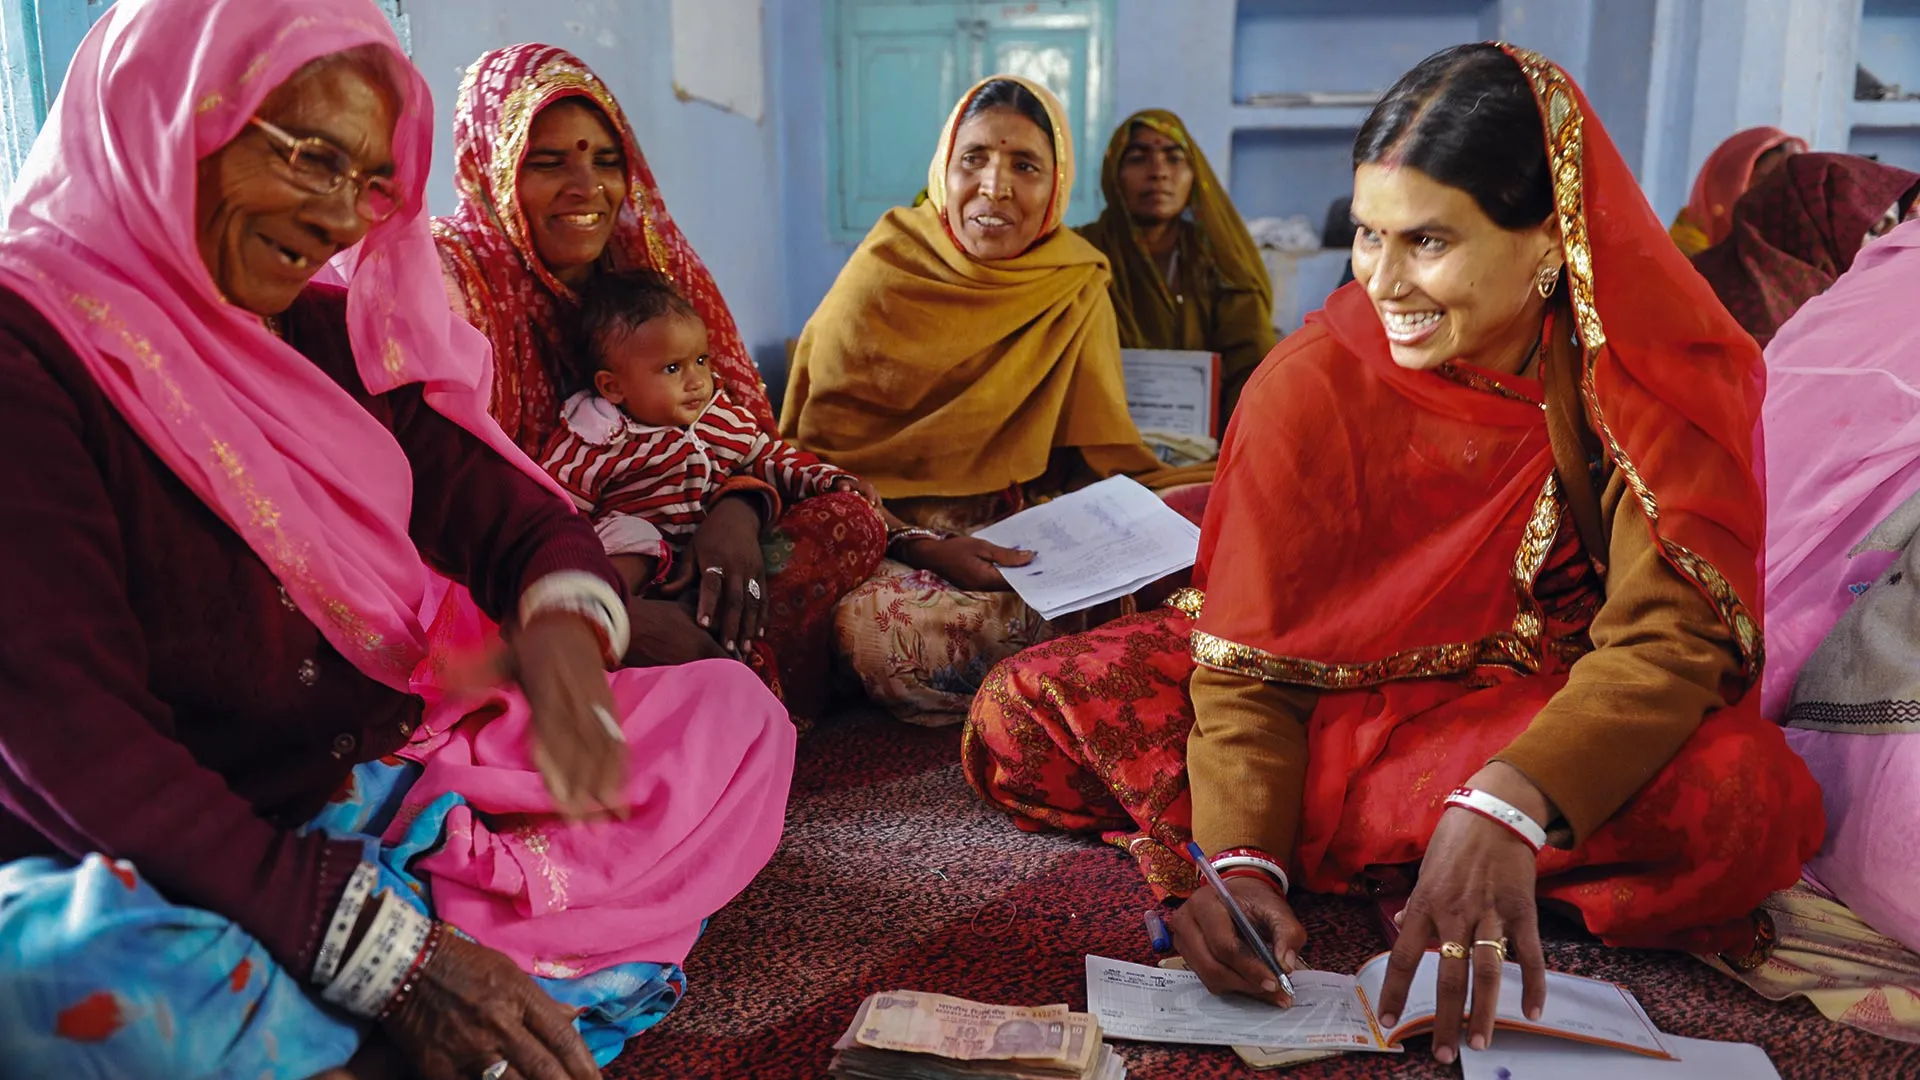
[1850,99,1920,129]
[1232,0,1494,104]
[1228,103,1374,132]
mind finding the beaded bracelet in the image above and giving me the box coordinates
[375,919,446,1023]
[311,861,378,986]
[885,526,951,555]
[319,889,433,1019]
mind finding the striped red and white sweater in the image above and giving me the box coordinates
[540,388,848,552]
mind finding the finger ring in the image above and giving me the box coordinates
[746,578,762,601]
[481,1062,509,1080]
[1473,939,1508,961]
[592,703,625,743]
[704,566,725,576]
[1439,940,1469,960]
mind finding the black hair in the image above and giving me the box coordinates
[568,269,702,396]
[1352,44,1554,230]
[960,78,1055,156]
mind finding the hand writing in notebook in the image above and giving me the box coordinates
[1167,875,1308,1008]
[1376,761,1555,1065]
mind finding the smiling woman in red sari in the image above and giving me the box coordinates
[434,45,884,724]
[963,44,1823,1065]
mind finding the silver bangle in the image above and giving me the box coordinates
[312,861,379,985]
[518,571,630,666]
[320,889,432,1018]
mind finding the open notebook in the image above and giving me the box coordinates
[1086,953,1671,1058]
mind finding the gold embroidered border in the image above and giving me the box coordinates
[61,280,410,678]
[1434,362,1545,409]
[1187,475,1574,689]
[488,62,627,288]
[1505,46,1761,680]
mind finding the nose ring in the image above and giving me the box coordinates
[1389,281,1409,299]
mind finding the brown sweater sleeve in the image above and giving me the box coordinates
[1187,665,1319,860]
[1493,469,1740,846]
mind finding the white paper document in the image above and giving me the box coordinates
[1354,952,1670,1056]
[1460,1032,1779,1079]
[971,477,1200,620]
[1122,349,1218,443]
[1082,956,1397,1052]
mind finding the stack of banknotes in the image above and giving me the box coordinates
[828,991,1128,1080]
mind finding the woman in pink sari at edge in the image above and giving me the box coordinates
[1763,219,1920,958]
[0,0,791,1076]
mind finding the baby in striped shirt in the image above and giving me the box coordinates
[539,269,878,595]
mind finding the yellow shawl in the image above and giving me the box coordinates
[1076,110,1275,416]
[781,75,1169,499]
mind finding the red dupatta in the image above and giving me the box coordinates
[1693,153,1920,347]
[433,44,774,453]
[1192,46,1765,692]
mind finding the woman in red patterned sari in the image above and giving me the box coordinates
[435,44,883,723]
[962,44,1823,1063]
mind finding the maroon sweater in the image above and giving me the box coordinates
[0,283,617,977]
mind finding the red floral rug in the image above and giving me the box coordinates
[608,710,1919,1079]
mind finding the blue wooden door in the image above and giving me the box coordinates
[0,0,111,189]
[828,0,1114,242]
[830,1,968,241]
[977,3,1110,229]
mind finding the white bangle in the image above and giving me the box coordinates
[320,889,432,1018]
[1212,854,1290,896]
[518,570,630,666]
[312,860,379,985]
[1444,787,1548,852]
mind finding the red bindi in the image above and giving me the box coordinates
[576,138,590,152]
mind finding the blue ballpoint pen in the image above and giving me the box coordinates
[1186,840,1295,997]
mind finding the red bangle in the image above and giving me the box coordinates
[1219,867,1280,888]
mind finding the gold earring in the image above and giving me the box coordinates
[1536,265,1562,298]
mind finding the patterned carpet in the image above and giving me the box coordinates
[607,710,1920,1080]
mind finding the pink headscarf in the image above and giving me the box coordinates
[0,0,561,690]
[1761,218,1920,716]
[1685,126,1808,248]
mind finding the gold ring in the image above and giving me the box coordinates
[1474,939,1508,961]
[1439,940,1469,960]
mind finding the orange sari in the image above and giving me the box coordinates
[964,47,1818,954]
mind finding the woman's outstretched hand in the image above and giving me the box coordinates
[1374,762,1551,1065]
[1167,875,1308,1007]
[509,612,628,822]
[894,535,1034,591]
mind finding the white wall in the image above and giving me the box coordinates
[405,0,791,373]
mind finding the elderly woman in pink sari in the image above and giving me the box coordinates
[1764,218,1920,958]
[0,0,791,1077]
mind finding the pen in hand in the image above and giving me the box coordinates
[1187,841,1296,998]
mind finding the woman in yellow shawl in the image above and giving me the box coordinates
[782,75,1181,723]
[1078,110,1277,420]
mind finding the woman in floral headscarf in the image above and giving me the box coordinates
[435,44,884,724]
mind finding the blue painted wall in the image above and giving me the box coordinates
[406,0,792,380]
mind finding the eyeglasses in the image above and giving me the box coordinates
[248,116,402,223]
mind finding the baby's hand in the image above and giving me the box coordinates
[832,475,883,507]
